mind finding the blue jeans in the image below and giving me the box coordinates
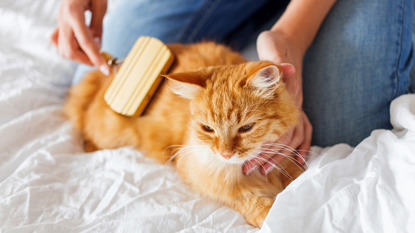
[303,0,414,146]
[73,0,275,81]
[73,0,414,147]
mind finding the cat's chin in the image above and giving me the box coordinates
[224,157,247,165]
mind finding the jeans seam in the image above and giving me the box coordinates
[178,0,222,43]
[393,0,405,98]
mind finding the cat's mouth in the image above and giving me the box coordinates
[213,151,259,165]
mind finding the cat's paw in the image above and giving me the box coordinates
[246,198,273,228]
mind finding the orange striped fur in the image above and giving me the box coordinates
[64,42,304,227]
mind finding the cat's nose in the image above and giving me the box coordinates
[221,153,233,159]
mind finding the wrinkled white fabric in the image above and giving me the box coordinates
[2,0,415,232]
[262,95,415,233]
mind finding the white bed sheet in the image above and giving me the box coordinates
[262,95,415,233]
[1,1,415,232]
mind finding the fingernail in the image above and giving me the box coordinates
[100,65,110,76]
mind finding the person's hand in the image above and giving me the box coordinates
[243,30,312,175]
[50,0,110,75]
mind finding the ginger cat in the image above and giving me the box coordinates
[64,42,304,227]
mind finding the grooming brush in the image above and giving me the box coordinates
[103,36,175,116]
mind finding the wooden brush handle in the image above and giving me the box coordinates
[104,36,174,116]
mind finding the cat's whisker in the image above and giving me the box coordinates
[260,151,307,171]
[260,142,309,167]
[297,148,318,157]
[167,149,196,165]
[271,144,310,167]
[252,155,293,180]
[257,148,308,170]
[263,160,293,181]
[165,144,210,165]
[260,147,300,159]
[167,152,180,165]
[262,142,298,153]
[259,146,299,159]
[272,142,300,153]
[166,112,187,119]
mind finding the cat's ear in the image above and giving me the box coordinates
[163,69,210,99]
[246,64,282,98]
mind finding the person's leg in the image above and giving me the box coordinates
[178,0,289,50]
[410,9,415,93]
[73,0,276,84]
[302,0,414,147]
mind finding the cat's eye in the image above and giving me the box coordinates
[202,125,215,133]
[238,123,255,133]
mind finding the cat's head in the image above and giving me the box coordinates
[164,61,298,164]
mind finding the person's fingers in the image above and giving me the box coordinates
[261,114,310,175]
[56,1,110,73]
[260,151,288,175]
[71,48,95,65]
[296,113,312,164]
[69,11,106,67]
[244,127,293,175]
[243,115,309,176]
[260,127,301,175]
[57,20,76,58]
[243,143,273,175]
[56,19,93,66]
[244,151,285,175]
[89,0,107,40]
[242,158,260,175]
[54,2,94,66]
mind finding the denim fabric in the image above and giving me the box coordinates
[72,0,273,83]
[73,0,204,82]
[302,0,414,147]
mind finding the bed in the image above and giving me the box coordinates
[1,1,415,232]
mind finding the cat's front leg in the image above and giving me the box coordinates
[231,195,274,228]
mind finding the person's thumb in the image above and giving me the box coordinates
[89,0,107,47]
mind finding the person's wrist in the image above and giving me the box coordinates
[268,28,308,58]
